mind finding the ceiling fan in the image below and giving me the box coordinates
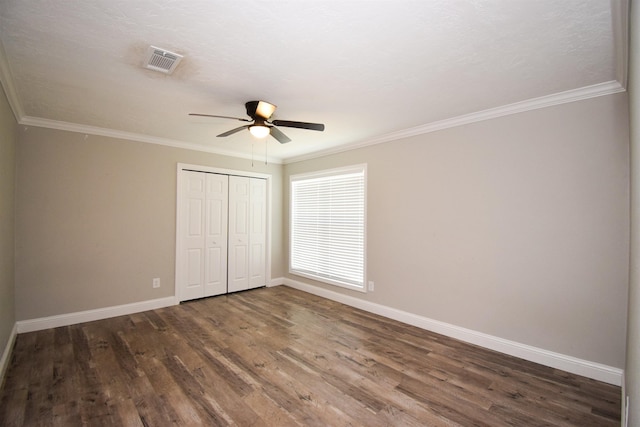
[189,100,325,144]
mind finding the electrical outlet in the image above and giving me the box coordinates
[152,278,160,288]
[368,281,374,291]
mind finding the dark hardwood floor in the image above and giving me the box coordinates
[0,286,621,426]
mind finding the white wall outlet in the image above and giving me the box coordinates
[152,278,160,288]
[368,281,374,291]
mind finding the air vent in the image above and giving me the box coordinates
[143,46,183,74]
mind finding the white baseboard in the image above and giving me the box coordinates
[16,296,178,334]
[283,277,623,386]
[14,280,284,335]
[9,281,624,386]
[0,323,17,388]
[268,277,285,287]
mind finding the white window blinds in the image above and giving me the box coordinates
[290,165,366,291]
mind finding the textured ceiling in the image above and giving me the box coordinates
[0,1,627,163]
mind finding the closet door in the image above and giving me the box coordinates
[204,173,229,297]
[228,176,267,292]
[249,178,266,289]
[228,176,250,292]
[179,171,228,301]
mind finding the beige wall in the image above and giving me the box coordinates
[284,92,630,368]
[0,84,16,360]
[15,127,283,320]
[9,87,631,380]
[626,0,639,423]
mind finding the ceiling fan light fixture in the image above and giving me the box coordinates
[249,125,270,139]
[256,101,276,119]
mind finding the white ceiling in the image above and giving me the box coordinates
[0,1,627,163]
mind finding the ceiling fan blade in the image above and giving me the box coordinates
[269,126,292,144]
[189,113,251,122]
[217,125,250,137]
[270,120,324,131]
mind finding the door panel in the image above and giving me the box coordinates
[188,199,203,236]
[186,249,202,286]
[232,245,248,279]
[180,171,228,301]
[249,178,266,289]
[228,176,250,292]
[181,171,207,301]
[205,247,222,291]
[204,173,228,297]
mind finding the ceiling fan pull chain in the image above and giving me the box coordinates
[265,140,268,165]
[251,142,254,167]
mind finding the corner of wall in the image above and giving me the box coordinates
[269,277,285,287]
[0,323,17,389]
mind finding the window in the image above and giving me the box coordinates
[290,165,366,292]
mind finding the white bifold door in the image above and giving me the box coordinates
[178,171,266,302]
[228,176,267,293]
[180,171,229,301]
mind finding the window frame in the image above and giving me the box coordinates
[289,164,367,293]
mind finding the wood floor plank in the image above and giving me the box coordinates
[120,313,205,425]
[218,343,356,426]
[19,330,54,426]
[0,286,621,426]
[276,346,432,426]
[156,314,268,426]
[0,331,36,426]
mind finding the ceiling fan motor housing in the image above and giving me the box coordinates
[246,101,260,117]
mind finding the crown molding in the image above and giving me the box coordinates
[11,79,626,167]
[0,39,282,164]
[284,80,626,164]
[1,18,626,167]
[18,116,284,164]
[0,38,24,122]
[612,0,629,89]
